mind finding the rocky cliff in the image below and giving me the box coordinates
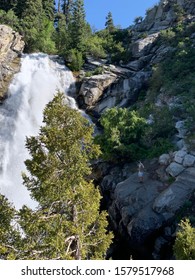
[0,25,24,102]
[78,0,195,117]
[133,0,195,34]
[81,0,195,259]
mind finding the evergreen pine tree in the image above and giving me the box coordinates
[20,0,44,51]
[62,0,74,25]
[0,0,15,12]
[105,11,115,33]
[18,92,113,260]
[20,0,56,52]
[54,13,70,55]
[42,0,55,21]
[14,0,26,18]
[70,0,86,51]
[0,195,20,259]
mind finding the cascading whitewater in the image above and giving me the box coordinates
[0,53,77,210]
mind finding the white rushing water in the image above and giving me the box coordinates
[0,53,77,210]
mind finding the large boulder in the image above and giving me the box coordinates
[127,205,165,244]
[108,172,165,243]
[153,167,195,215]
[174,150,187,164]
[107,166,195,248]
[175,120,188,138]
[166,162,185,177]
[131,33,159,58]
[183,154,195,167]
[78,73,117,107]
[0,25,24,101]
[78,67,151,114]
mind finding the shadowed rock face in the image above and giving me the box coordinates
[104,164,195,258]
[96,151,195,258]
[0,25,24,101]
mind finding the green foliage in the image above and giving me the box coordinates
[148,106,175,139]
[173,3,185,23]
[42,0,55,21]
[97,105,175,162]
[69,0,88,52]
[158,28,176,45]
[173,219,195,260]
[18,92,113,260]
[61,0,74,25]
[0,9,19,29]
[0,0,132,66]
[145,138,173,159]
[96,108,148,161]
[94,26,132,64]
[0,195,20,259]
[18,0,57,53]
[85,66,104,77]
[67,49,84,71]
[54,13,70,55]
[99,32,125,63]
[85,35,107,59]
[0,0,15,12]
[108,40,126,63]
[35,19,56,53]
[150,21,195,103]
[105,11,115,33]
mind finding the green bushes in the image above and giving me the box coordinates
[85,66,104,77]
[173,219,195,260]
[95,108,147,161]
[67,49,84,71]
[96,106,174,162]
[151,21,195,100]
[158,29,176,45]
[85,35,107,59]
[0,9,19,30]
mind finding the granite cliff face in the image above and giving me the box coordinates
[84,0,195,259]
[0,25,24,101]
[133,0,195,34]
[78,0,195,117]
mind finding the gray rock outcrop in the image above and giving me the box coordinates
[0,25,24,101]
[78,73,117,108]
[79,1,191,114]
[106,164,195,252]
[166,162,185,177]
[133,0,195,35]
[78,63,152,114]
[154,167,195,216]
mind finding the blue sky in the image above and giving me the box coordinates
[84,0,159,30]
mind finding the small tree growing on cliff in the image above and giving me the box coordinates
[18,92,113,260]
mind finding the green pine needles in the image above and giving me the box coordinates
[0,92,113,260]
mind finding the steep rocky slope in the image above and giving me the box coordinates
[0,25,24,102]
[80,0,195,259]
[78,0,195,116]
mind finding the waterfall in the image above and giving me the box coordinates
[0,53,77,210]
